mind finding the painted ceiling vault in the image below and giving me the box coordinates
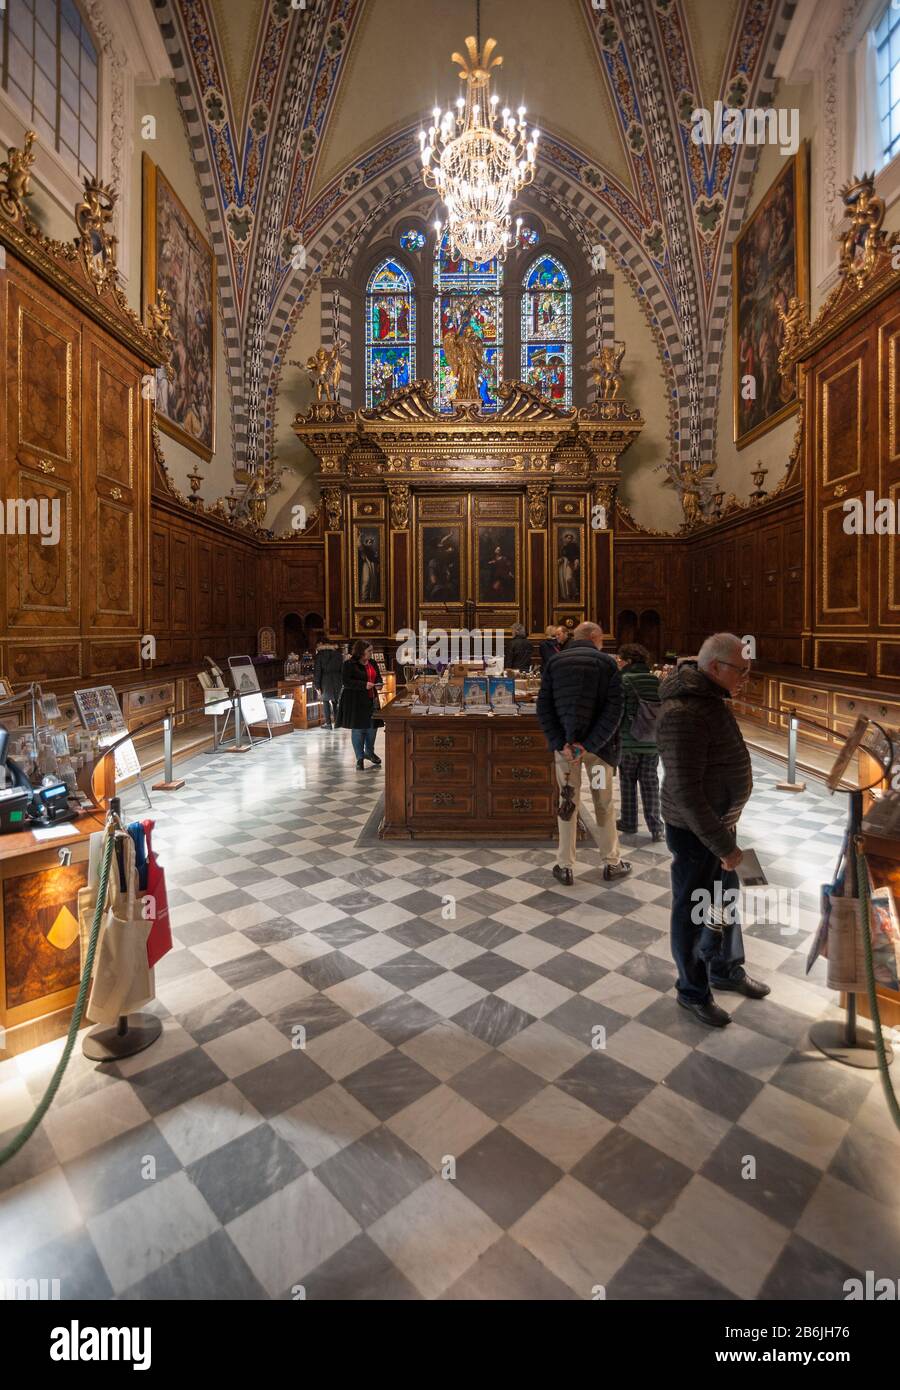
[151,0,795,492]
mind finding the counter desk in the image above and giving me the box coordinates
[380,699,574,841]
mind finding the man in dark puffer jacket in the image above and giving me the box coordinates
[537,621,630,886]
[657,633,770,1028]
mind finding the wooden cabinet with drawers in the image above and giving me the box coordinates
[381,703,563,839]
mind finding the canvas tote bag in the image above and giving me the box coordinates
[86,831,155,1025]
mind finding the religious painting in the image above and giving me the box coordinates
[434,233,503,412]
[733,143,808,449]
[555,524,582,602]
[476,524,517,605]
[354,524,383,606]
[420,525,463,604]
[142,155,216,461]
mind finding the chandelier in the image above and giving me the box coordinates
[419,29,538,263]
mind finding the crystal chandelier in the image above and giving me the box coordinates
[419,26,539,263]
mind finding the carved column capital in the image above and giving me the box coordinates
[388,481,410,530]
[527,482,549,529]
[323,486,343,531]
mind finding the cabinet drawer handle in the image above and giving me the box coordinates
[512,767,534,780]
[431,792,454,807]
[834,484,848,497]
[37,459,56,474]
[434,760,452,775]
[433,736,453,749]
[512,735,531,747]
[512,798,533,811]
[111,486,124,501]
[847,700,855,710]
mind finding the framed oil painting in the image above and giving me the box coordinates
[420,524,463,604]
[142,154,216,461]
[354,524,384,606]
[555,524,582,602]
[732,142,809,450]
[476,524,518,605]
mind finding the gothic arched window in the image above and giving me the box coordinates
[520,255,572,406]
[365,258,416,408]
[433,233,503,413]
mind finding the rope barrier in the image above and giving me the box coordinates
[0,826,116,1168]
[854,837,900,1131]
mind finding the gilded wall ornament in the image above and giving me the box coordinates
[74,176,119,293]
[388,482,410,530]
[0,130,36,222]
[527,484,549,529]
[323,487,343,530]
[587,341,626,401]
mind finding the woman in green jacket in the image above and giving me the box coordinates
[616,643,664,841]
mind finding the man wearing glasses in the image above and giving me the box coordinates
[656,633,770,1027]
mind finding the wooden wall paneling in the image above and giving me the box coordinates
[326,532,346,636]
[150,522,168,632]
[4,267,81,637]
[737,532,757,637]
[878,302,900,632]
[212,542,229,632]
[391,530,410,636]
[528,530,546,636]
[81,330,143,648]
[170,526,191,634]
[195,536,212,633]
[812,328,871,631]
[759,523,783,651]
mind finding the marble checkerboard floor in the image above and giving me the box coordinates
[1,728,899,1300]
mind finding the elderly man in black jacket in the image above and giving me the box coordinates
[537,621,630,887]
[656,633,770,1028]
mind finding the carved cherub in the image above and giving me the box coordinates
[0,130,36,221]
[662,460,717,528]
[587,341,626,400]
[304,343,342,402]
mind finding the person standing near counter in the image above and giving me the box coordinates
[336,640,383,769]
[313,639,344,729]
[537,620,630,886]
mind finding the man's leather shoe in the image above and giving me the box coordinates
[709,974,771,999]
[678,997,732,1027]
[552,864,574,886]
[603,860,632,882]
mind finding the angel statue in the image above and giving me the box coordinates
[587,341,626,401]
[304,342,342,403]
[442,319,485,403]
[662,460,717,528]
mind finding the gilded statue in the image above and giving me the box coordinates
[147,287,175,382]
[662,460,716,528]
[838,172,885,284]
[0,129,36,222]
[588,341,626,401]
[304,343,342,402]
[442,315,485,402]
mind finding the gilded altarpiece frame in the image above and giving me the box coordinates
[292,381,643,647]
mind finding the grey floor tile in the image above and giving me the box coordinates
[316,1126,431,1227]
[118,1229,267,1300]
[340,1050,440,1121]
[572,1127,693,1227]
[233,1050,332,1119]
[302,1231,422,1299]
[450,1052,545,1122]
[454,1127,562,1227]
[606,1234,737,1300]
[127,1049,228,1118]
[187,1123,306,1224]
[452,995,536,1047]
[700,1124,822,1229]
[556,1052,656,1122]
[441,1233,577,1299]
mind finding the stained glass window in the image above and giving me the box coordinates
[365,258,415,409]
[433,233,503,412]
[517,225,539,247]
[520,255,572,407]
[399,229,426,251]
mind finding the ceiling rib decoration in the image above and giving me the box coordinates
[154,0,795,484]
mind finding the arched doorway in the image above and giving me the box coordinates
[283,611,304,655]
[616,609,638,648]
[304,612,325,654]
[637,609,661,660]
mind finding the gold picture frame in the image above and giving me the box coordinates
[733,142,809,450]
[353,522,385,607]
[418,522,465,606]
[475,521,520,607]
[142,154,216,461]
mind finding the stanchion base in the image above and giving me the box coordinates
[82,1012,163,1062]
[776,780,806,792]
[809,1019,893,1069]
[151,779,185,791]
[221,744,252,753]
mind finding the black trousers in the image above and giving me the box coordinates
[321,696,337,726]
[665,822,746,1004]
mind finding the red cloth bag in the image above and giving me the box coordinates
[142,819,173,968]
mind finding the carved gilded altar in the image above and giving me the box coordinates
[293,379,643,644]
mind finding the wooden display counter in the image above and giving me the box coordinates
[380,701,563,840]
[0,811,106,1058]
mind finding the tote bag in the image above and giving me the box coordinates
[87,832,154,1025]
[142,820,172,968]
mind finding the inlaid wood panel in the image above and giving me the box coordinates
[812,332,871,630]
[6,275,79,476]
[6,472,75,628]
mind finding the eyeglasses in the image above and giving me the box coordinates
[716,660,752,676]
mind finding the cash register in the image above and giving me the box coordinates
[0,726,76,832]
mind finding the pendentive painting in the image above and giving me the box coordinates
[732,143,808,450]
[142,154,216,461]
[477,525,517,605]
[421,525,462,604]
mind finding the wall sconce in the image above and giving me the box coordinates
[750,465,768,502]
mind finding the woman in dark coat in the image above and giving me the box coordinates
[336,639,384,769]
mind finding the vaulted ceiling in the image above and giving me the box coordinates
[151,0,795,482]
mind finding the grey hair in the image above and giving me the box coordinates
[697,632,743,671]
[511,622,527,638]
[573,621,604,643]
[545,624,558,638]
